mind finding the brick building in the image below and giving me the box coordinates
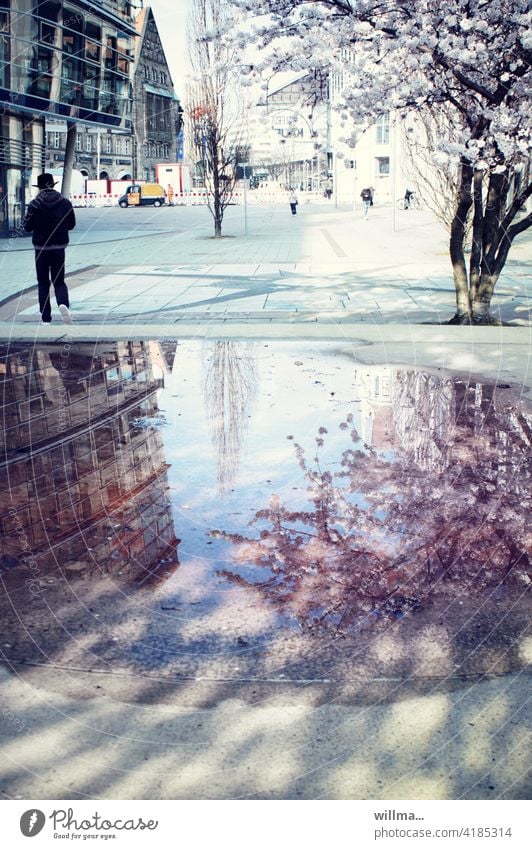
[132,4,182,182]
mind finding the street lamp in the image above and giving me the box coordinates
[237,162,249,235]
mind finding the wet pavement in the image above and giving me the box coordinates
[1,340,530,699]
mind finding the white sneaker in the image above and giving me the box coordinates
[59,304,73,324]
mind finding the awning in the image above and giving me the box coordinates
[143,84,176,99]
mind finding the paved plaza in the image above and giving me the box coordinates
[1,201,530,331]
[0,200,530,802]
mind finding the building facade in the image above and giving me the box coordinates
[132,5,181,182]
[246,73,330,192]
[0,0,136,234]
[42,5,182,188]
[44,122,134,184]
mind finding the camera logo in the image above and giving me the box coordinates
[20,810,46,837]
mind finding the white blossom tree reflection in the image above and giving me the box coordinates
[212,371,531,634]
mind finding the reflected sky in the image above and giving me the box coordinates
[0,340,530,680]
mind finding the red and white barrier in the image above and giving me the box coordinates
[70,190,329,208]
[70,193,121,208]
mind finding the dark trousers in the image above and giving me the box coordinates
[290,203,297,215]
[35,249,69,322]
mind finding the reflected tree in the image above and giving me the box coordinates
[203,341,258,493]
[212,371,531,634]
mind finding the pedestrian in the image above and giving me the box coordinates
[404,188,414,209]
[288,189,298,215]
[23,173,76,324]
[325,178,333,200]
[167,184,175,206]
[360,187,373,218]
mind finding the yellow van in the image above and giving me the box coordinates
[118,184,166,208]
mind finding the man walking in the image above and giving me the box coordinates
[288,188,298,215]
[23,173,76,324]
[360,187,373,219]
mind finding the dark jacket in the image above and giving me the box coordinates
[23,189,76,250]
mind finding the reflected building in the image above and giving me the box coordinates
[0,341,179,582]
[354,364,530,482]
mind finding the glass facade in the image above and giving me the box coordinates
[1,0,134,126]
[0,0,136,234]
[0,114,45,233]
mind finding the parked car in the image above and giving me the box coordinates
[118,184,166,207]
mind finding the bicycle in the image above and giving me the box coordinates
[396,193,422,210]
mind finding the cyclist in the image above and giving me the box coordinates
[404,188,415,209]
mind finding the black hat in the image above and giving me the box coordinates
[33,173,58,189]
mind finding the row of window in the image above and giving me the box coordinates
[141,65,169,86]
[47,131,131,155]
[1,7,133,120]
[146,94,172,132]
[143,142,170,159]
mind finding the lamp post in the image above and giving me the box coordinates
[238,162,248,235]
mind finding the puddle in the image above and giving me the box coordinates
[0,340,530,689]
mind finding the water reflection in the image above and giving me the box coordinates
[202,341,258,493]
[0,344,529,679]
[213,367,531,635]
[0,341,180,584]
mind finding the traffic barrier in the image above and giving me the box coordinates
[70,190,332,208]
[70,194,121,208]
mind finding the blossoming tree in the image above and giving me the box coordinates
[231,0,531,323]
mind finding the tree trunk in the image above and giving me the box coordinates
[472,273,500,323]
[61,122,77,197]
[469,170,484,301]
[449,160,474,322]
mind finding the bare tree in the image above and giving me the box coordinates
[187,0,248,237]
[203,341,258,493]
[401,107,470,234]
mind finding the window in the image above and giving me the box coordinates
[76,134,82,151]
[114,136,121,154]
[86,135,92,152]
[40,22,57,45]
[53,132,60,149]
[85,21,101,62]
[63,7,83,55]
[125,138,130,155]
[375,113,390,145]
[105,135,112,153]
[104,36,116,69]
[375,156,390,175]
